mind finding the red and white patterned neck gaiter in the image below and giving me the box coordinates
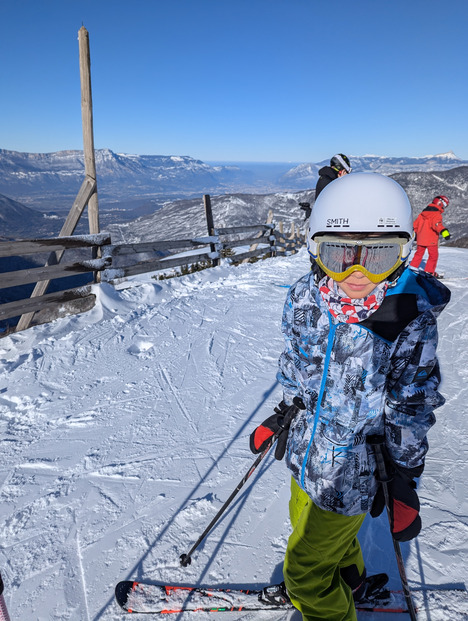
[319,277,388,324]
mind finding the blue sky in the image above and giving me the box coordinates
[1,0,468,162]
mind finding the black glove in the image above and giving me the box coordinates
[370,463,423,542]
[249,398,304,461]
[299,202,311,220]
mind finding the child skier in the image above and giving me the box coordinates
[250,173,450,621]
[409,195,450,277]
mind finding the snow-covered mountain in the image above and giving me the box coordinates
[107,190,314,244]
[0,148,245,211]
[1,149,467,213]
[282,152,467,189]
[2,148,467,246]
[107,167,468,248]
[0,246,466,620]
[2,166,467,247]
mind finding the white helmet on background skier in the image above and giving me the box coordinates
[330,153,352,174]
[308,172,414,283]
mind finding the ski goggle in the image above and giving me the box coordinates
[310,235,412,283]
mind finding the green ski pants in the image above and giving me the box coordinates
[283,477,366,621]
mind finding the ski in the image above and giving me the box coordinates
[114,580,424,614]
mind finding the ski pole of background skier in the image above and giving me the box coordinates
[0,573,11,621]
[368,436,418,621]
[180,399,303,567]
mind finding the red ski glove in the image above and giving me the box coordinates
[370,464,424,542]
[249,399,304,461]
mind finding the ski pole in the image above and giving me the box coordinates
[367,436,417,621]
[0,573,11,621]
[180,399,303,567]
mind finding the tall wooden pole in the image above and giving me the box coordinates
[78,26,100,239]
[16,28,100,332]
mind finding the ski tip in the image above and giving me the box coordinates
[115,581,135,610]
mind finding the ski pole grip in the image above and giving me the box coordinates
[367,435,391,483]
[282,397,305,427]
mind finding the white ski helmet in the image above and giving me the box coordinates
[308,171,414,251]
[308,173,414,282]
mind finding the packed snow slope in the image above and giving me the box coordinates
[0,247,467,621]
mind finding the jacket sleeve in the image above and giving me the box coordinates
[276,292,301,406]
[315,174,333,200]
[383,313,445,470]
[431,216,446,235]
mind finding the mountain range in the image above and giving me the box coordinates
[0,148,259,212]
[281,152,466,189]
[1,149,467,247]
[1,148,468,213]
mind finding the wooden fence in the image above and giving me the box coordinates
[102,196,305,282]
[102,220,305,282]
[0,200,305,335]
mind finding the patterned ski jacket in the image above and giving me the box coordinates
[277,268,451,516]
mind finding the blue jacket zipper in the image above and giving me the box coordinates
[300,313,337,489]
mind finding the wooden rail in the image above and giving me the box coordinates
[0,233,109,258]
[0,257,109,290]
[0,233,111,331]
[0,287,95,323]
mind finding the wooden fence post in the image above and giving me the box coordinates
[78,26,100,250]
[289,222,297,254]
[243,209,274,263]
[203,194,219,267]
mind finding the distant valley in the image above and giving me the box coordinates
[0,149,467,247]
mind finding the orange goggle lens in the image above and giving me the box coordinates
[313,236,406,284]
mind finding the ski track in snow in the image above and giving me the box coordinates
[0,247,466,620]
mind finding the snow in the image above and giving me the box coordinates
[0,247,467,620]
[427,152,459,160]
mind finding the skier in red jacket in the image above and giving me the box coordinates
[409,195,450,277]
